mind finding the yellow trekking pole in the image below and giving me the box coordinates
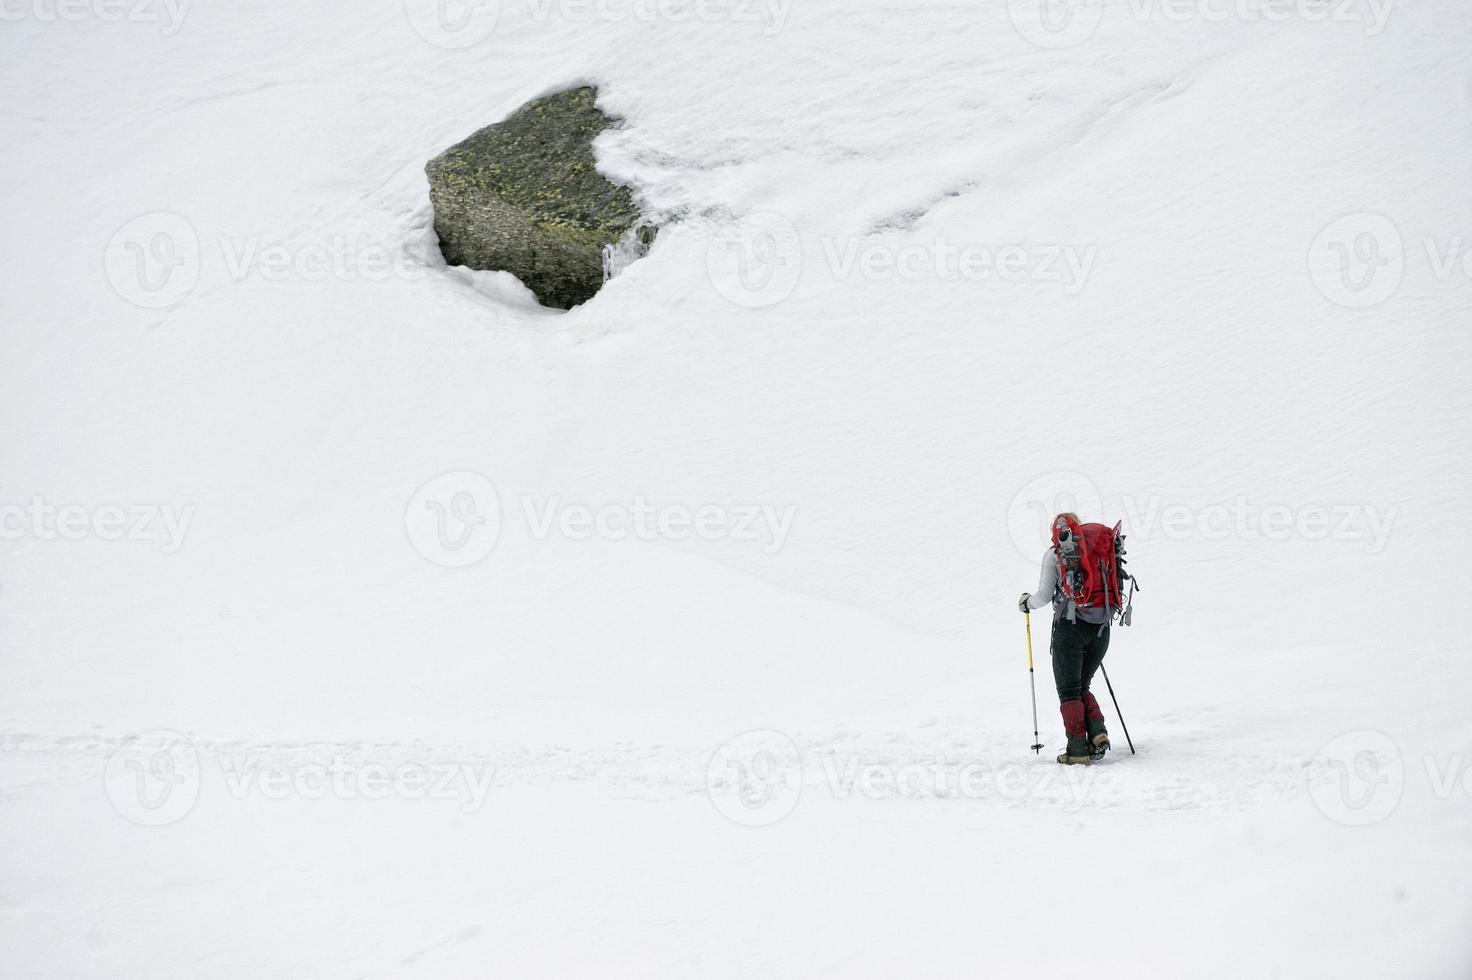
[1025,610,1043,754]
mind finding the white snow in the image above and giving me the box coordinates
[2,0,1470,976]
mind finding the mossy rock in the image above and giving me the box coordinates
[426,86,647,309]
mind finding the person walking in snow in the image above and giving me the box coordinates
[1018,512,1132,765]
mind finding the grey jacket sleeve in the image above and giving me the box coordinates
[1026,550,1056,611]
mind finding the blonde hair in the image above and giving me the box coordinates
[1055,512,1079,525]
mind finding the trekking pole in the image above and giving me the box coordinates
[1099,664,1135,754]
[1025,611,1043,754]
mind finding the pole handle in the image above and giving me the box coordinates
[1025,610,1034,669]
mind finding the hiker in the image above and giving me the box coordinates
[1018,512,1132,765]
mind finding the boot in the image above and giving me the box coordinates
[1056,741,1093,765]
[1082,691,1110,758]
[1056,700,1092,765]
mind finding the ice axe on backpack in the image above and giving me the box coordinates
[1024,610,1043,754]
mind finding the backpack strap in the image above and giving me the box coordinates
[1052,543,1077,623]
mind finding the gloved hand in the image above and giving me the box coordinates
[1018,593,1031,613]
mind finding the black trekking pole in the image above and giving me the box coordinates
[1024,611,1043,754]
[1099,664,1135,754]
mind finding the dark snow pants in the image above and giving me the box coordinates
[1050,617,1110,703]
[1051,618,1111,742]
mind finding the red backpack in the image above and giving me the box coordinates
[1051,515,1136,624]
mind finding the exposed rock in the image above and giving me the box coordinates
[425,86,651,309]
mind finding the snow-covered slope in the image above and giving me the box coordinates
[2,1,1470,976]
